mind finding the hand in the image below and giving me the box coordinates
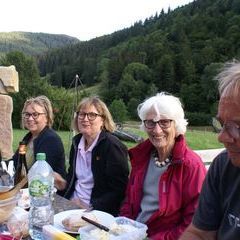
[53,172,66,190]
[70,198,89,209]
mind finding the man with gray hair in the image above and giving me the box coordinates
[180,61,240,239]
[120,92,206,239]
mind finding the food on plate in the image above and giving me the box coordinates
[90,229,110,240]
[79,216,148,240]
[89,223,138,240]
[62,212,98,232]
[110,222,137,234]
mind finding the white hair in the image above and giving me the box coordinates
[216,60,240,97]
[137,92,188,135]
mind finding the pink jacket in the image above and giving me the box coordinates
[120,135,207,240]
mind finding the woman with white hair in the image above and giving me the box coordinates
[120,92,207,240]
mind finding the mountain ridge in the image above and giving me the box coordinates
[0,31,80,57]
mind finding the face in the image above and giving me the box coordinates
[145,111,176,152]
[217,93,240,167]
[77,105,103,140]
[23,103,47,137]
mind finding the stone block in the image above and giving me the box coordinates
[0,95,13,160]
[0,65,19,94]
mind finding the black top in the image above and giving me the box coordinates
[62,130,129,216]
[12,127,66,179]
[193,150,240,239]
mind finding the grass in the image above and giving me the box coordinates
[13,126,223,155]
[185,129,223,150]
[12,129,73,155]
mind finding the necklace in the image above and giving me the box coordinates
[153,151,172,168]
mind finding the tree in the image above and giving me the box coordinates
[156,54,175,92]
[200,62,222,114]
[127,98,140,120]
[109,99,128,123]
[0,51,47,128]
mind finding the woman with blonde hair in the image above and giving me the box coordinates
[12,95,66,190]
[63,96,129,216]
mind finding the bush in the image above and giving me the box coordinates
[185,112,212,126]
[109,99,128,123]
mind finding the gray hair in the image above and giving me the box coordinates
[216,60,240,97]
[138,92,188,135]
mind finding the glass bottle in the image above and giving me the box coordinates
[14,141,28,185]
[28,152,54,240]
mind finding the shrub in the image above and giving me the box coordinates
[109,99,128,123]
[185,112,212,126]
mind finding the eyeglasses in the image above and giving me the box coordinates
[144,119,172,129]
[22,112,46,119]
[212,117,240,139]
[77,112,102,121]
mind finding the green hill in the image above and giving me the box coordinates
[36,0,240,124]
[0,31,79,57]
[1,0,240,126]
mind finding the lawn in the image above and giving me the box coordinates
[13,126,223,155]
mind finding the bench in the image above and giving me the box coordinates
[194,148,224,169]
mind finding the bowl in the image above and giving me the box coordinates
[79,216,148,240]
[0,195,19,223]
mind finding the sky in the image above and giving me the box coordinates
[1,0,193,41]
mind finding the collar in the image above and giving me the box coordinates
[129,135,186,166]
[78,132,101,152]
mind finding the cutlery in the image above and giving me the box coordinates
[81,216,110,232]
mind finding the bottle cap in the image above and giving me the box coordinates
[36,153,46,161]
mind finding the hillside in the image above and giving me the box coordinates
[0,31,79,57]
[1,0,240,126]
[36,0,240,123]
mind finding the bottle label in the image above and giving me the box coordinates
[29,179,50,197]
[19,144,26,154]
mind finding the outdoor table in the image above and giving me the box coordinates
[0,194,80,240]
[24,194,79,239]
[53,194,79,215]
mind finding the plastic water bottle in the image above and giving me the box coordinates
[28,153,54,240]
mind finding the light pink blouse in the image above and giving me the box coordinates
[71,133,100,205]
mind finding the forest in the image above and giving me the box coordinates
[0,32,79,57]
[1,0,240,129]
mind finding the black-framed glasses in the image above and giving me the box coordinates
[77,112,102,121]
[22,112,46,120]
[144,119,172,129]
[212,117,240,139]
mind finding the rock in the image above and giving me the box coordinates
[0,95,13,160]
[0,65,19,94]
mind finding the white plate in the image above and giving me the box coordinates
[54,209,115,234]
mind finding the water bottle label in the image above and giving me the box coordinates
[29,179,50,197]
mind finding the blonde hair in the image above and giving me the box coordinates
[22,95,54,128]
[72,96,116,133]
[216,60,240,97]
[137,92,188,135]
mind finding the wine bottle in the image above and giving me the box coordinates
[14,141,28,185]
